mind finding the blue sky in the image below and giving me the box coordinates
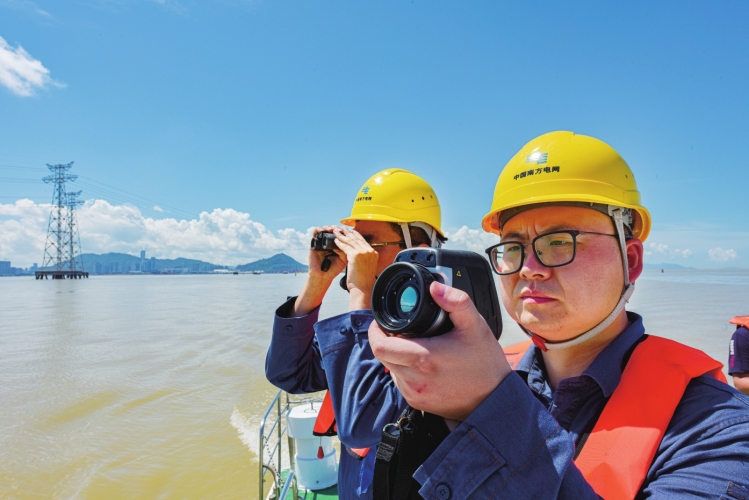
[1,0,747,268]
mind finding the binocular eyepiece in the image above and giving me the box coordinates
[372,248,502,339]
[311,232,337,251]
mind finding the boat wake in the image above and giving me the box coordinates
[230,406,259,458]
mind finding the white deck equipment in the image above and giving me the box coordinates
[286,402,338,490]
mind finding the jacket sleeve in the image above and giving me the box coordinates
[315,310,408,449]
[637,376,749,499]
[265,296,328,394]
[413,372,601,499]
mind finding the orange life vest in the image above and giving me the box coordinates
[504,335,726,500]
[313,390,370,459]
[730,316,749,328]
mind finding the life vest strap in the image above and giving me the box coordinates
[313,391,338,437]
[313,390,371,459]
[503,340,533,369]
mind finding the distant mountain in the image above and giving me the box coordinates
[237,253,307,273]
[76,253,221,274]
[643,263,696,270]
[41,252,305,274]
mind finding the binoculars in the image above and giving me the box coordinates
[310,232,337,252]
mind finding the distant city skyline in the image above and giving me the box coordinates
[0,249,309,276]
[1,1,747,269]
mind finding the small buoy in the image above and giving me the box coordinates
[317,445,324,459]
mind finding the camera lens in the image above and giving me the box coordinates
[399,286,418,313]
[372,262,449,338]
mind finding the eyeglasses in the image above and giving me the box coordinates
[484,230,617,275]
[369,241,405,248]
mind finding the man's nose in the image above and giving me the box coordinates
[518,246,551,280]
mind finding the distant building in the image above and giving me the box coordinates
[0,261,10,276]
[140,250,146,272]
[164,267,189,274]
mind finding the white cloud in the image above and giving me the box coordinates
[708,247,737,262]
[444,225,498,253]
[153,205,164,212]
[0,0,51,18]
[149,0,187,14]
[0,35,62,96]
[646,242,692,259]
[0,199,311,267]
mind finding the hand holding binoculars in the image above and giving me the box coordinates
[310,232,338,272]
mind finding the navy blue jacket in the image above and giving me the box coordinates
[265,297,400,499]
[729,326,749,375]
[268,302,749,499]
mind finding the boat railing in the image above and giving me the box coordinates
[258,389,324,500]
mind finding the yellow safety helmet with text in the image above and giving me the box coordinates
[481,131,651,241]
[341,168,445,238]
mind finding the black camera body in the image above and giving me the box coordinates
[311,232,337,251]
[372,248,502,339]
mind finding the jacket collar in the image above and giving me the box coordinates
[515,312,646,398]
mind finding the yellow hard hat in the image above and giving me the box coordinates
[482,131,651,241]
[341,168,444,237]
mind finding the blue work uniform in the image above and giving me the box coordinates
[729,326,749,375]
[265,297,405,499]
[316,312,749,499]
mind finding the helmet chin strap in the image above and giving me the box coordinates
[519,207,634,352]
[399,222,442,249]
[399,223,413,248]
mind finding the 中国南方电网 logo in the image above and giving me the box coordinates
[525,152,548,164]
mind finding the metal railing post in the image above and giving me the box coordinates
[276,392,283,495]
[285,393,299,500]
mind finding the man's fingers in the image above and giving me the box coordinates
[369,322,429,366]
[429,281,487,333]
[429,281,473,313]
[335,228,371,251]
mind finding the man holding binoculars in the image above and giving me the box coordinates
[364,132,749,499]
[265,168,446,499]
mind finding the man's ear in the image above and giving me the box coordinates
[626,239,644,283]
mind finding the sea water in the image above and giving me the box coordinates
[1,270,747,499]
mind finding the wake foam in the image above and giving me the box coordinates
[230,406,259,458]
[231,406,291,470]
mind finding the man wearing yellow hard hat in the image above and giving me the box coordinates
[369,132,749,498]
[266,168,445,499]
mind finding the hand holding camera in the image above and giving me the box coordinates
[369,279,512,421]
[369,248,509,421]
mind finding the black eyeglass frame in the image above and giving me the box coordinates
[484,230,618,275]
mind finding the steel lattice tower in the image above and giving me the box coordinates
[37,162,89,280]
[66,190,85,272]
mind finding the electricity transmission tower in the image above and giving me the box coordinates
[66,190,85,272]
[36,162,89,280]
